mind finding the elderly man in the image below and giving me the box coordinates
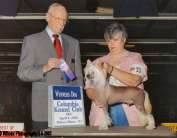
[17,3,83,130]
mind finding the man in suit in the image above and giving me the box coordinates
[17,2,83,130]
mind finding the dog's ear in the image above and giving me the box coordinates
[102,63,108,76]
[87,59,92,65]
[97,59,104,68]
[97,59,108,77]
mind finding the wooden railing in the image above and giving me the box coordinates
[0,13,177,20]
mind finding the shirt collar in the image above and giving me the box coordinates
[45,26,62,44]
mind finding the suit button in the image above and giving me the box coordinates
[60,77,63,80]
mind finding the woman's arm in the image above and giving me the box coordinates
[102,60,143,87]
[109,66,142,87]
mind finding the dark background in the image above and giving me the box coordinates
[0,0,177,131]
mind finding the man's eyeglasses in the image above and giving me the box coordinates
[48,13,69,24]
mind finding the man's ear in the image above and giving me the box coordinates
[46,13,49,22]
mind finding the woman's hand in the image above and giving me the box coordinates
[98,59,114,74]
[98,58,142,86]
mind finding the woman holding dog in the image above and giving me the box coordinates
[85,22,148,127]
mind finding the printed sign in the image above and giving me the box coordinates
[48,85,85,128]
[0,123,24,131]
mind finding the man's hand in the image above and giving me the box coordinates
[43,58,61,73]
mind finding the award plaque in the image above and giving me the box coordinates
[48,85,85,128]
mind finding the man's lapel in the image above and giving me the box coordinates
[42,30,57,58]
[61,35,69,61]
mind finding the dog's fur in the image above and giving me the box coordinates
[84,59,155,130]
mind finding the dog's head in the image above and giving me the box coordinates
[84,59,107,87]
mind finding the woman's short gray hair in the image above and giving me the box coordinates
[104,23,128,41]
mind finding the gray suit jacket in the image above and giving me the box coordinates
[17,30,83,122]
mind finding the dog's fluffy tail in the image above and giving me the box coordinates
[144,91,152,113]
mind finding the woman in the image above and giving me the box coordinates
[85,22,148,127]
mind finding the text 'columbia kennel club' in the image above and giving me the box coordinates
[48,85,85,128]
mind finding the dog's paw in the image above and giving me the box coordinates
[145,124,156,130]
[99,119,109,130]
[99,125,109,130]
[145,114,156,130]
[106,115,112,126]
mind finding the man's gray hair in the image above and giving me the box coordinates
[104,23,128,41]
[47,3,67,13]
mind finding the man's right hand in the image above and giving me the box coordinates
[43,58,61,73]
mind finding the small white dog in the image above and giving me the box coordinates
[84,59,155,130]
